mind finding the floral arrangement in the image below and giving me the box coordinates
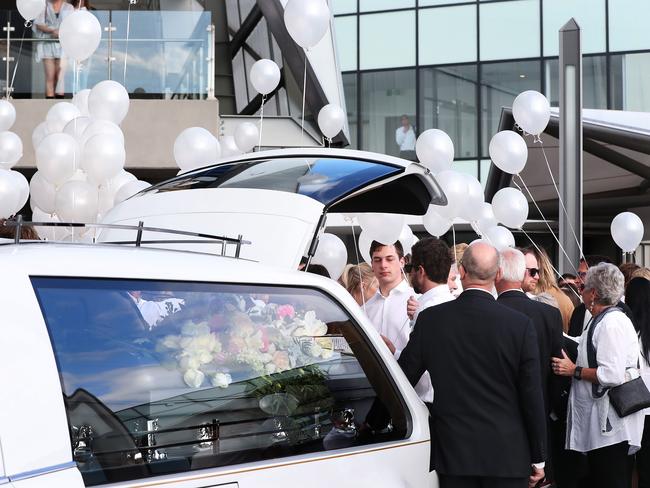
[156,297,336,391]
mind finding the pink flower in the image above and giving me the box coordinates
[277,304,296,320]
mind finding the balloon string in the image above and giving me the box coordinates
[451,223,456,252]
[519,226,581,301]
[537,140,586,263]
[513,175,580,276]
[350,219,367,313]
[9,26,27,95]
[123,0,132,85]
[258,94,265,151]
[300,49,307,146]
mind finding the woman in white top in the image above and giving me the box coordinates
[33,0,74,98]
[624,276,650,488]
[552,263,644,488]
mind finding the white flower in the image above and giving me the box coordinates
[157,335,181,351]
[265,363,277,374]
[293,311,327,337]
[183,369,205,388]
[210,372,232,389]
[320,348,333,360]
[181,322,211,337]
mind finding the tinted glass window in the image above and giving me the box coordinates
[146,157,401,205]
[33,277,408,485]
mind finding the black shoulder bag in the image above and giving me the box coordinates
[586,307,650,417]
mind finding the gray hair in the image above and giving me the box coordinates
[499,247,526,282]
[584,262,624,306]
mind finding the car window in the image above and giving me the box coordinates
[146,157,401,205]
[32,277,409,486]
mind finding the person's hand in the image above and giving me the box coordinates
[380,334,396,354]
[52,29,59,38]
[529,466,545,488]
[406,296,418,320]
[552,350,576,377]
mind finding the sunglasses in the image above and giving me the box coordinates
[526,267,539,278]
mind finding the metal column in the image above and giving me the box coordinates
[559,19,583,274]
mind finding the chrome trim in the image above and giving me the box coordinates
[9,461,77,482]
[0,476,10,485]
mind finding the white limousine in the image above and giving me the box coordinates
[0,149,444,487]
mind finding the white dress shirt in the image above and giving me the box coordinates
[395,126,416,151]
[412,284,455,403]
[567,309,644,453]
[364,279,414,356]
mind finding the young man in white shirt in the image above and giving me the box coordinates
[364,240,414,357]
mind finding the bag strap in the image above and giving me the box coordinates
[586,306,622,398]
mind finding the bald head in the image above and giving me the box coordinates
[460,242,499,287]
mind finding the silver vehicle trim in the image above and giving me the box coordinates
[8,461,77,482]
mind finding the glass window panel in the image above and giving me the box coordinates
[453,160,478,179]
[332,0,357,15]
[420,0,474,5]
[542,0,606,56]
[335,16,358,71]
[360,0,415,11]
[418,6,477,65]
[608,0,650,52]
[610,53,650,111]
[419,65,478,158]
[343,73,358,148]
[361,69,416,158]
[480,60,541,157]
[479,0,540,61]
[35,277,409,486]
[359,11,415,69]
[480,159,492,187]
[544,56,607,109]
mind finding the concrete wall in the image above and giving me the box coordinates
[13,98,219,170]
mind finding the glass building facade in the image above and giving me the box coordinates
[333,0,650,182]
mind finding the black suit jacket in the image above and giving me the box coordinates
[398,289,546,478]
[497,290,564,413]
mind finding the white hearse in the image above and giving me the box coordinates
[0,149,445,488]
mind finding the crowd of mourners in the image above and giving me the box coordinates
[305,237,650,488]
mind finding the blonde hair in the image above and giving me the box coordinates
[338,264,355,288]
[632,268,650,281]
[524,246,561,294]
[453,243,468,263]
[345,263,377,299]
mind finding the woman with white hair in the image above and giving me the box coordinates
[552,262,644,488]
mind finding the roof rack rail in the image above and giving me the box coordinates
[2,216,252,258]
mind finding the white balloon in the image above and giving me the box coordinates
[17,0,45,21]
[29,171,57,213]
[317,104,345,139]
[234,122,259,153]
[32,121,50,151]
[88,80,130,125]
[611,212,644,253]
[0,170,20,218]
[55,180,99,223]
[46,102,81,134]
[284,0,330,49]
[82,134,126,185]
[458,173,484,222]
[36,133,80,186]
[312,232,347,280]
[357,230,372,264]
[423,205,452,237]
[72,89,91,116]
[430,170,468,219]
[113,180,151,206]
[473,202,498,236]
[68,169,88,183]
[398,224,415,255]
[484,225,515,251]
[357,213,404,246]
[512,90,551,136]
[492,187,528,229]
[63,116,92,141]
[219,135,243,158]
[415,129,454,174]
[0,100,16,132]
[81,119,124,148]
[0,131,23,169]
[59,10,102,62]
[250,59,281,95]
[489,130,528,175]
[173,127,220,171]
[7,170,29,215]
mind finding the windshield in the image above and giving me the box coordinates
[144,157,402,205]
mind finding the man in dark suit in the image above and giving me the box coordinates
[398,242,547,488]
[496,247,563,482]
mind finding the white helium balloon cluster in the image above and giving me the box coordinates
[284,0,331,49]
[611,212,644,253]
[29,80,150,238]
[174,127,220,172]
[0,100,28,219]
[312,232,347,279]
[355,224,418,265]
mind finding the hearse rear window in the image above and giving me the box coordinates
[32,277,408,485]
[145,157,401,204]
